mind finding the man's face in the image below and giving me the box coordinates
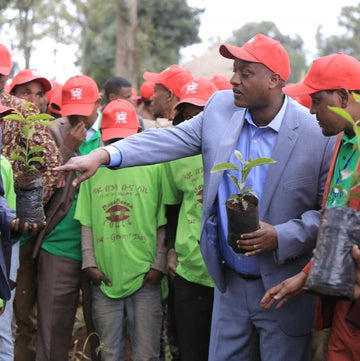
[310,90,350,137]
[13,80,47,112]
[108,86,132,103]
[230,59,274,108]
[0,74,8,92]
[151,83,172,119]
[68,102,99,129]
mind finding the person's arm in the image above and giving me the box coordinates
[81,225,111,287]
[165,204,181,279]
[54,110,204,186]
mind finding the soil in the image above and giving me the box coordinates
[226,194,258,212]
[14,170,42,188]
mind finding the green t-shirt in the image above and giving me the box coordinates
[326,134,360,208]
[1,156,16,209]
[40,126,102,259]
[75,164,166,299]
[162,155,213,287]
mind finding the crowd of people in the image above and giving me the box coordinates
[0,32,360,361]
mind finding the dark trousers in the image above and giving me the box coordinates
[173,274,214,361]
[36,250,100,361]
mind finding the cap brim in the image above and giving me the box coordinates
[10,76,52,93]
[143,71,160,83]
[0,65,11,76]
[0,105,14,115]
[283,82,319,97]
[61,103,94,117]
[101,127,138,141]
[174,97,208,110]
[219,44,260,63]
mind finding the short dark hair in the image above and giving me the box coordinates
[104,76,132,100]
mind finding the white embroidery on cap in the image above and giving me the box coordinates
[115,111,128,124]
[186,81,198,94]
[247,35,257,45]
[70,88,83,100]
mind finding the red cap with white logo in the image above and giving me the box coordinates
[9,68,52,93]
[210,75,232,90]
[174,77,218,110]
[101,99,140,141]
[61,75,100,117]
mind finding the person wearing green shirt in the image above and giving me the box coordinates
[164,78,217,361]
[75,99,166,361]
[261,53,360,361]
[35,75,102,361]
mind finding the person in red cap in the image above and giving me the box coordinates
[0,44,62,361]
[46,79,63,118]
[103,76,133,105]
[143,64,193,128]
[210,74,232,90]
[74,99,166,361]
[56,34,335,361]
[9,68,52,113]
[137,80,155,123]
[261,52,360,361]
[34,75,102,361]
[163,78,217,361]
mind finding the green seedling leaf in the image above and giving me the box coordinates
[241,198,248,211]
[328,106,355,125]
[38,120,55,127]
[234,150,242,162]
[29,156,45,164]
[211,162,239,172]
[28,146,45,155]
[3,114,24,122]
[26,113,54,122]
[228,174,244,193]
[245,157,277,169]
[352,92,360,104]
[9,154,26,162]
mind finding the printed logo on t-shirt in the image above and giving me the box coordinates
[196,188,203,204]
[115,111,128,124]
[70,88,83,100]
[186,81,198,94]
[103,199,133,227]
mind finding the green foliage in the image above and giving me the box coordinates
[228,21,307,83]
[211,151,276,210]
[316,3,360,58]
[4,110,54,172]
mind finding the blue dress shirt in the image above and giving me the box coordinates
[217,96,288,275]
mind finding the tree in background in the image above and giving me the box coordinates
[316,2,360,58]
[228,21,307,83]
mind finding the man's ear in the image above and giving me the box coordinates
[338,88,350,108]
[268,73,282,89]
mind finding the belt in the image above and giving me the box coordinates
[224,264,261,280]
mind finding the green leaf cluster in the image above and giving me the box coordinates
[3,109,54,173]
[211,150,276,210]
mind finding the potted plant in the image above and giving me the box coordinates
[3,110,54,230]
[211,150,276,253]
[305,95,360,299]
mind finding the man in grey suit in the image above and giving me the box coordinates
[56,34,335,360]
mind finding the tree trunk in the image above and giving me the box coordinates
[115,0,138,87]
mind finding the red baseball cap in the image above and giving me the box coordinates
[101,99,140,141]
[9,68,52,93]
[284,53,360,97]
[139,81,155,101]
[174,78,218,110]
[210,75,232,90]
[0,103,14,115]
[0,44,12,76]
[219,34,291,81]
[143,65,193,98]
[47,79,63,115]
[61,75,100,117]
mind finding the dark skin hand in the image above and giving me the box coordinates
[63,121,86,152]
[167,248,178,280]
[10,218,46,236]
[85,267,111,287]
[142,268,164,286]
[236,221,278,256]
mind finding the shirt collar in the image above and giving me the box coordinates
[244,95,288,133]
[341,132,357,145]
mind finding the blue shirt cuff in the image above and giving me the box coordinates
[101,145,122,167]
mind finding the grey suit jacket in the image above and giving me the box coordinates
[112,90,335,335]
